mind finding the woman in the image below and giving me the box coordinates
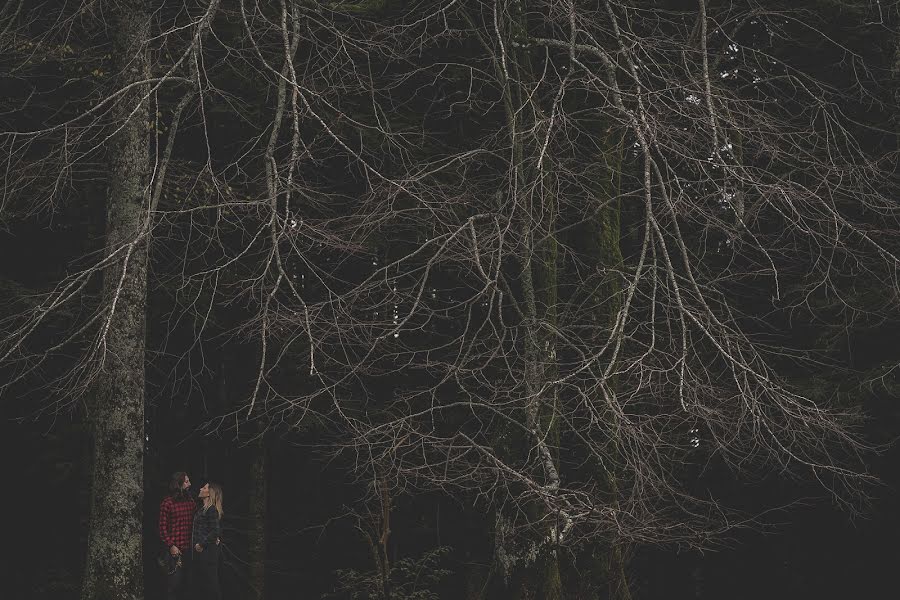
[192,482,223,599]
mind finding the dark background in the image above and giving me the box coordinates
[2,0,899,598]
[2,381,900,599]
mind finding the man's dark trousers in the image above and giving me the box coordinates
[165,552,191,600]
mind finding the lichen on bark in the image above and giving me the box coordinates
[80,3,151,599]
[568,113,631,600]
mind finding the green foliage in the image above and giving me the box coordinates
[328,546,453,600]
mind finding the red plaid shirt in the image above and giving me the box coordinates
[158,495,197,552]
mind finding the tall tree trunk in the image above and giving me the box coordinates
[572,118,630,600]
[222,349,268,600]
[490,1,563,595]
[516,184,563,600]
[247,431,268,600]
[80,4,151,599]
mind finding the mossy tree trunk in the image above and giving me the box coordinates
[80,3,151,599]
[502,214,563,600]
[247,430,269,600]
[515,173,563,600]
[569,116,631,600]
[490,0,563,595]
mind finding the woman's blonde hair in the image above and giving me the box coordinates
[205,482,224,517]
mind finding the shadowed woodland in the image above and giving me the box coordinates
[1,0,899,599]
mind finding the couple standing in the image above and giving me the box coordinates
[158,471,224,600]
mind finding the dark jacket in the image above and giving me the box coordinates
[192,505,221,556]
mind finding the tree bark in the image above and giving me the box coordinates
[490,1,564,595]
[247,433,269,600]
[80,4,151,599]
[576,120,631,600]
[516,182,563,600]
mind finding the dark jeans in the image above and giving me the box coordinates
[193,545,221,600]
[164,551,191,600]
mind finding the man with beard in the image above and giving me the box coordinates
[158,471,196,599]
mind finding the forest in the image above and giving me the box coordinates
[0,0,898,599]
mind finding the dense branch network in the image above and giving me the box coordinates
[0,0,897,560]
